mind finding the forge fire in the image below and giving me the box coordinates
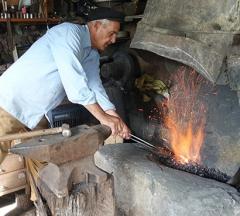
[164,67,208,164]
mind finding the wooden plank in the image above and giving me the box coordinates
[0,185,26,196]
[0,153,24,174]
[7,0,19,5]
[0,18,60,23]
[0,169,27,196]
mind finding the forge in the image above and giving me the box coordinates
[121,0,240,181]
[94,0,240,215]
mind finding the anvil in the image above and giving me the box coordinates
[10,124,111,197]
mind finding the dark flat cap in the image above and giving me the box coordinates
[87,7,125,22]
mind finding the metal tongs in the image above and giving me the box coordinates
[130,134,159,151]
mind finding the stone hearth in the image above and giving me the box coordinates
[94,143,240,216]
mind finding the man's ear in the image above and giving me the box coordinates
[94,21,102,31]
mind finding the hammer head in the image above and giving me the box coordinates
[61,124,72,137]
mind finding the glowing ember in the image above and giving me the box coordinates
[164,67,207,164]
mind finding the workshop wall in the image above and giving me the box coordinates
[0,24,46,74]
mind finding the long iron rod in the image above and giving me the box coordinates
[130,134,158,150]
[130,137,157,151]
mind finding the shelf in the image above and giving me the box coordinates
[0,18,60,24]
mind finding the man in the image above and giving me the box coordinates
[0,7,130,161]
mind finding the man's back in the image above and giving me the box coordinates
[0,23,94,129]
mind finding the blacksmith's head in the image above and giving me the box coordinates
[87,7,124,51]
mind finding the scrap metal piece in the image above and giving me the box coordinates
[10,125,111,165]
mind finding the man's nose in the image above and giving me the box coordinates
[111,35,117,44]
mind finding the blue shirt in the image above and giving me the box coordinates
[0,23,115,129]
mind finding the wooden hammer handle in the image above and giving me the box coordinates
[0,127,63,142]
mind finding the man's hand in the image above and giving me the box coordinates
[84,104,130,139]
[105,109,130,139]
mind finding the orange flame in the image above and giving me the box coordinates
[164,68,207,164]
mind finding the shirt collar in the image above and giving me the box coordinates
[82,25,92,49]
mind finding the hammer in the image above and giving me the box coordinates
[0,123,71,142]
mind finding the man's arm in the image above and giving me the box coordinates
[83,50,130,138]
[84,103,130,139]
[84,51,116,111]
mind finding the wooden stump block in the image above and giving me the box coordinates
[38,175,115,216]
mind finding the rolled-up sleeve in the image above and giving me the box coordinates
[46,23,97,105]
[84,51,116,111]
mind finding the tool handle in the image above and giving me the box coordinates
[0,127,63,142]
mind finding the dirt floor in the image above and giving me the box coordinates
[0,191,35,216]
[0,193,17,216]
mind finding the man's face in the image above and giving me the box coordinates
[92,20,120,51]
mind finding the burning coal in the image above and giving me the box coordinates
[164,67,207,164]
[147,152,231,183]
